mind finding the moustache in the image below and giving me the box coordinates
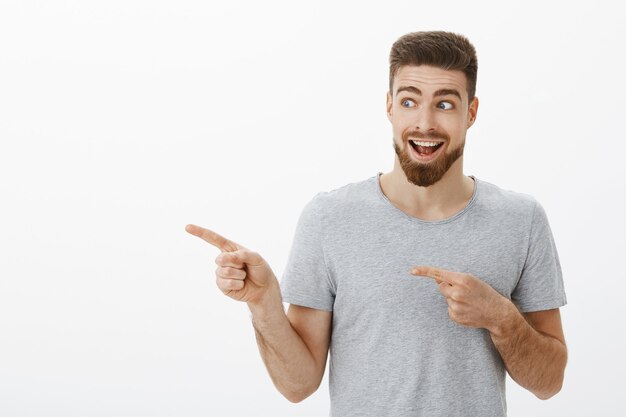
[403,130,449,142]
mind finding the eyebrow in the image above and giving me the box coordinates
[395,86,462,101]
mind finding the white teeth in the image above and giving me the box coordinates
[411,140,442,147]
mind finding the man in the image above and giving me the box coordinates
[186,31,567,416]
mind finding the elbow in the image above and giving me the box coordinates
[535,347,567,400]
[535,386,561,400]
[284,392,307,403]
[281,387,314,403]
[534,375,564,400]
[278,380,320,403]
[272,362,325,403]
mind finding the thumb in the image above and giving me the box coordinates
[238,249,266,269]
[225,248,265,270]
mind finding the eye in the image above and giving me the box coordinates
[401,98,416,108]
[437,101,454,110]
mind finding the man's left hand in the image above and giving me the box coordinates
[410,266,514,332]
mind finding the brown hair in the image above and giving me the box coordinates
[389,31,478,102]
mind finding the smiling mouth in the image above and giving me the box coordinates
[409,140,444,156]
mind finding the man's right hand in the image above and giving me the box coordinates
[186,224,331,403]
[185,224,280,306]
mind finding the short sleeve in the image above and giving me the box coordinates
[511,200,567,312]
[280,193,335,311]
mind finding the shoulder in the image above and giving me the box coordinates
[305,175,377,215]
[474,177,541,219]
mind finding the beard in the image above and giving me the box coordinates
[393,129,465,187]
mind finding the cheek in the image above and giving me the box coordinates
[392,113,413,131]
[443,118,467,137]
[389,118,406,136]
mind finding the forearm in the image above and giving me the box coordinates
[489,302,567,399]
[248,291,320,403]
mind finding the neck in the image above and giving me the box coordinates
[379,156,475,221]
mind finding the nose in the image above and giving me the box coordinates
[413,106,437,132]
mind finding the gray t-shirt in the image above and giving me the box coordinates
[280,172,567,417]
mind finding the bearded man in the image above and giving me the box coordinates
[187,30,568,417]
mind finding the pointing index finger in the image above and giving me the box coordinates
[185,224,239,252]
[411,266,457,285]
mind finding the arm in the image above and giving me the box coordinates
[490,306,567,400]
[411,266,567,400]
[249,294,332,403]
[184,224,332,403]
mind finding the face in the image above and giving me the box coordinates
[386,65,478,187]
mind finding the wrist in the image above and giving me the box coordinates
[488,297,523,338]
[247,283,283,319]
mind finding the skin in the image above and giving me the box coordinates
[411,266,567,399]
[380,64,478,220]
[184,224,331,402]
[185,64,567,403]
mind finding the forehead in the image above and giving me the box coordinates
[393,65,468,99]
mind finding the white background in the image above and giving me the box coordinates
[1,0,624,416]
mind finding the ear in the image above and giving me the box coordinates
[467,96,479,128]
[386,91,393,121]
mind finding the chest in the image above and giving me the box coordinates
[324,220,528,314]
